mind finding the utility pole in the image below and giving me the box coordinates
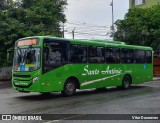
[62,23,64,38]
[72,27,76,39]
[110,0,114,40]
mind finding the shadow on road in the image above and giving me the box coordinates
[16,92,62,100]
[15,85,152,101]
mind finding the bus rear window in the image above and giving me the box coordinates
[146,51,152,63]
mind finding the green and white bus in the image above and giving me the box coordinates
[12,36,153,96]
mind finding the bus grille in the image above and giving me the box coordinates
[13,83,32,88]
[13,74,31,78]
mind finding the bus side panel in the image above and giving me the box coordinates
[133,64,153,84]
[40,68,65,92]
[145,63,153,81]
[125,64,135,84]
[39,64,90,92]
[80,64,125,89]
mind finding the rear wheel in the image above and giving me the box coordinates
[61,79,76,96]
[122,76,131,89]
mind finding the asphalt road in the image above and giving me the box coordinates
[0,80,160,123]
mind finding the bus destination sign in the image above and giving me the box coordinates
[17,39,39,46]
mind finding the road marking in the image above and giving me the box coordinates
[44,114,86,123]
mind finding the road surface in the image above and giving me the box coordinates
[0,80,160,123]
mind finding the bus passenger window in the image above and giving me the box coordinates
[88,46,105,63]
[97,47,105,63]
[88,46,97,63]
[70,45,87,63]
[43,39,68,73]
[121,49,134,64]
[106,48,120,64]
[135,50,145,63]
[145,51,152,64]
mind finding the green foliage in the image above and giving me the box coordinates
[115,4,160,50]
[0,0,67,67]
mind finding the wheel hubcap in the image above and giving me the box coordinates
[66,83,74,92]
[124,78,130,88]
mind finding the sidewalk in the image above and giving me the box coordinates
[0,80,11,88]
[153,77,160,81]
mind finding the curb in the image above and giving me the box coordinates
[153,78,160,81]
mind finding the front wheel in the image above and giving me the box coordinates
[61,79,76,96]
[122,76,131,89]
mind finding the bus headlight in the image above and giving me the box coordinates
[33,76,39,83]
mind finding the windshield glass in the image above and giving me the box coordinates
[13,47,40,72]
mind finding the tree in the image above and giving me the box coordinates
[114,4,160,50]
[0,0,67,67]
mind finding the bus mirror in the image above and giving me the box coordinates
[7,52,10,62]
[7,49,14,66]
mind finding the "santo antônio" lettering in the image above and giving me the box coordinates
[82,65,122,76]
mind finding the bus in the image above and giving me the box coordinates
[12,36,153,96]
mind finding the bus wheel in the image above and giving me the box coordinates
[122,76,131,89]
[61,79,76,96]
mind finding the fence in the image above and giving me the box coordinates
[154,57,160,76]
[0,66,12,81]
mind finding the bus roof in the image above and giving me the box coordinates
[18,36,152,50]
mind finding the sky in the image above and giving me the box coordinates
[64,0,129,40]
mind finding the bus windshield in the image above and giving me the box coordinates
[13,47,40,72]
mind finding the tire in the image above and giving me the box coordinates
[61,79,76,96]
[122,76,131,89]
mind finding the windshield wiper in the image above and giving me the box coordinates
[17,47,23,63]
[17,45,33,63]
